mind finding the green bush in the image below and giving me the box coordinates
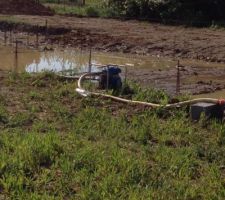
[108,0,225,25]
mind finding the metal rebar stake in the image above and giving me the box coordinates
[14,40,19,73]
[88,47,92,73]
[106,66,109,92]
[176,60,180,95]
[124,66,128,84]
[4,31,7,45]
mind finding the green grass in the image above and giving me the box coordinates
[43,0,118,18]
[0,72,224,199]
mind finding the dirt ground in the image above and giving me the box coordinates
[2,14,225,63]
[127,65,225,95]
[0,0,53,16]
[1,15,225,95]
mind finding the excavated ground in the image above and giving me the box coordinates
[0,15,225,62]
[0,0,54,16]
[0,15,225,95]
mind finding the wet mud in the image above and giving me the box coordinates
[0,0,54,16]
[0,15,225,96]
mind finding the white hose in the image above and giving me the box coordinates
[76,72,221,108]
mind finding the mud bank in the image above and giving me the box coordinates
[128,65,225,95]
[0,0,54,16]
[0,15,225,96]
[1,15,225,63]
[0,39,224,96]
[0,21,70,35]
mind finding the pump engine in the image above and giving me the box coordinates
[99,66,122,90]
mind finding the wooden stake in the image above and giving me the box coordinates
[45,19,48,29]
[173,37,176,59]
[88,47,92,73]
[63,35,66,47]
[36,31,39,49]
[106,66,109,92]
[176,60,180,95]
[14,40,19,73]
[4,31,7,45]
[27,32,30,46]
[124,66,128,84]
[9,30,12,44]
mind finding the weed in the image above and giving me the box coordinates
[7,112,35,128]
[0,72,224,199]
[0,104,8,124]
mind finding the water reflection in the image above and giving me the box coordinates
[26,49,100,73]
[0,45,179,73]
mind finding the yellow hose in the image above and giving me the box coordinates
[76,72,220,108]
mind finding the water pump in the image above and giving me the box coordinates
[99,66,122,90]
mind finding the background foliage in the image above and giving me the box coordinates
[107,0,225,23]
[44,0,225,25]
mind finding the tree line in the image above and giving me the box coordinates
[107,0,225,24]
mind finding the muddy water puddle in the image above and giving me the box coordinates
[0,45,98,73]
[0,44,224,71]
[0,44,179,73]
[0,44,225,97]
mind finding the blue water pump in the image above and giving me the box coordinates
[99,66,122,90]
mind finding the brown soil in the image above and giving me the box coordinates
[0,0,54,16]
[1,15,225,95]
[127,65,225,95]
[2,15,225,63]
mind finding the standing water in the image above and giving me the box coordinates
[0,44,178,73]
[1,44,225,98]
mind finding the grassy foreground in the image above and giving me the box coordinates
[0,72,224,199]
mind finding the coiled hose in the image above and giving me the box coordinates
[76,72,224,108]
